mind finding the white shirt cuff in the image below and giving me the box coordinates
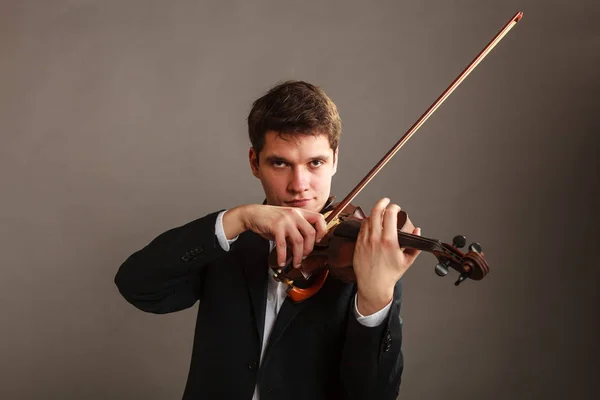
[215,210,239,252]
[353,294,392,327]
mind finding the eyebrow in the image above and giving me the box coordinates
[265,154,331,164]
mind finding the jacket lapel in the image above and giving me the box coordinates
[236,231,317,358]
[263,290,312,358]
[238,232,270,346]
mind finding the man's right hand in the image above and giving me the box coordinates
[222,204,327,269]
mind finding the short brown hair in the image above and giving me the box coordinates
[247,80,341,156]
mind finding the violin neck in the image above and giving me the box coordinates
[331,218,445,254]
[398,231,445,253]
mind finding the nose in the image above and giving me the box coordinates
[288,166,310,193]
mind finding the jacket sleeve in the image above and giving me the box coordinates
[340,279,404,400]
[114,211,228,314]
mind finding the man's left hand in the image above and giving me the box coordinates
[353,197,422,315]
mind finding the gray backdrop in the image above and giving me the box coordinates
[1,0,598,399]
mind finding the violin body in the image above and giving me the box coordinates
[268,198,490,302]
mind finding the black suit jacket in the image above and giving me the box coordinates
[115,211,404,399]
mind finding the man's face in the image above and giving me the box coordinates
[249,131,338,213]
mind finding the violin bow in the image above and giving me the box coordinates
[326,11,524,228]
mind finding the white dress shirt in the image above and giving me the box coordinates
[215,210,391,400]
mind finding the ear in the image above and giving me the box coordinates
[249,147,260,178]
[332,147,339,176]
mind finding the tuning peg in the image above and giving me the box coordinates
[452,235,467,248]
[468,243,483,253]
[454,272,468,286]
[434,263,449,277]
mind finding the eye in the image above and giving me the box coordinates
[310,160,324,168]
[271,160,288,168]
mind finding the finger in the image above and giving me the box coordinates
[299,210,328,243]
[314,214,327,243]
[294,214,317,258]
[370,198,391,238]
[287,230,305,268]
[382,203,401,245]
[275,233,288,267]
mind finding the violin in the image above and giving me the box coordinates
[269,11,523,302]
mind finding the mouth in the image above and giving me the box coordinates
[285,199,312,207]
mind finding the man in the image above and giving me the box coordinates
[115,80,421,399]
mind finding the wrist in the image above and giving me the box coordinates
[222,205,251,240]
[356,287,394,315]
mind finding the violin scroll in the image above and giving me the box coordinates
[433,235,489,286]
